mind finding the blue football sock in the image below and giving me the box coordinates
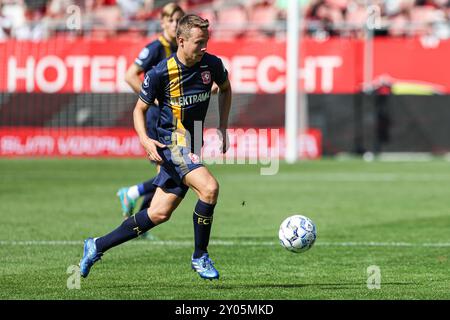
[138,177,157,196]
[95,209,155,253]
[193,199,216,259]
[139,192,155,211]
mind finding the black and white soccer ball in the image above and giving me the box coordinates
[279,215,317,253]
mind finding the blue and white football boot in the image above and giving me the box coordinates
[116,187,136,218]
[191,253,219,280]
[79,238,102,278]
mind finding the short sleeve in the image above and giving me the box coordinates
[134,42,161,72]
[212,57,228,86]
[139,69,159,105]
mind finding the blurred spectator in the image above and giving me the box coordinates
[46,0,75,20]
[247,0,280,38]
[0,13,13,40]
[178,0,213,10]
[88,0,123,38]
[214,2,248,40]
[116,0,148,21]
[0,1,15,40]
[415,0,447,8]
[384,0,413,37]
[1,0,26,35]
[13,0,50,40]
[305,0,344,38]
[413,0,450,39]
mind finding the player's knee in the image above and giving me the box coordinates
[147,209,171,225]
[202,180,219,203]
[151,212,171,224]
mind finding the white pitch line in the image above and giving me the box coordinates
[219,173,450,182]
[0,240,449,248]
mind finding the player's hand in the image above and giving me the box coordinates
[141,137,166,164]
[217,128,230,154]
[211,83,219,95]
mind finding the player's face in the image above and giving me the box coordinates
[182,27,209,64]
[162,11,184,40]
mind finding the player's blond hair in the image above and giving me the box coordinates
[160,2,184,19]
[176,14,209,39]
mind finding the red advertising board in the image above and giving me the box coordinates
[1,37,449,94]
[0,127,321,159]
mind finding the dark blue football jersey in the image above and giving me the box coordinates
[139,52,228,153]
[134,35,177,72]
[134,36,177,140]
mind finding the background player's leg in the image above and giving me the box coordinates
[117,165,161,217]
[183,167,219,258]
[139,192,154,211]
[117,178,156,216]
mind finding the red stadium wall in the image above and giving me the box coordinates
[1,37,449,94]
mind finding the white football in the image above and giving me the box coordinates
[279,215,317,253]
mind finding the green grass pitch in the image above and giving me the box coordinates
[0,158,449,300]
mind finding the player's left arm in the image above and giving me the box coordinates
[217,78,232,153]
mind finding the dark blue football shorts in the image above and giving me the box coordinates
[153,144,203,198]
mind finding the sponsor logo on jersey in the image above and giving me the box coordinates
[170,91,210,106]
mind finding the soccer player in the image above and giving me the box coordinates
[117,2,184,221]
[80,14,232,280]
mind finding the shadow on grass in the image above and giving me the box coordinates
[209,282,417,290]
[91,278,417,292]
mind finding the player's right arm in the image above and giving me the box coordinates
[133,70,166,163]
[133,99,165,163]
[126,42,160,94]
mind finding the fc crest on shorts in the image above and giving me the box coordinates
[201,71,211,84]
[188,153,201,164]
